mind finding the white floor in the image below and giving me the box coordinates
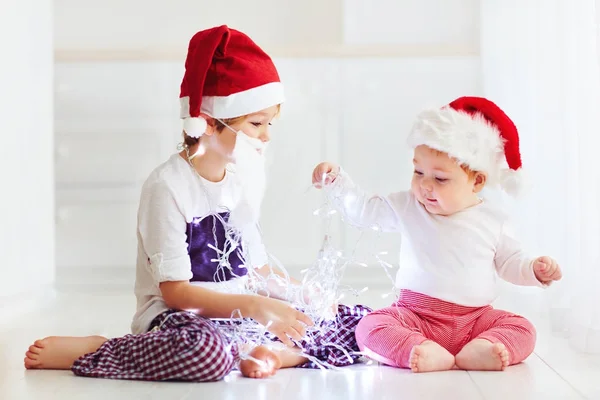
[1,288,599,400]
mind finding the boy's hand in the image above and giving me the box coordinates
[249,296,314,347]
[533,256,562,285]
[312,162,340,188]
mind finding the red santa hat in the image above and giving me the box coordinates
[407,96,525,196]
[180,25,285,138]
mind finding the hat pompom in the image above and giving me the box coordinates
[183,116,207,138]
[499,167,528,197]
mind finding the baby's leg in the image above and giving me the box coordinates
[355,306,454,372]
[455,309,536,371]
[24,336,108,370]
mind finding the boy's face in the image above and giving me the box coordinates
[214,104,280,158]
[215,104,279,226]
[410,145,485,216]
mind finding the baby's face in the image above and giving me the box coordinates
[410,145,484,216]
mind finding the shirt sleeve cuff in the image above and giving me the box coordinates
[526,259,549,289]
[148,253,193,283]
[326,166,356,203]
[329,166,348,187]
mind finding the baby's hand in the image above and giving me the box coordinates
[533,256,562,285]
[312,162,340,188]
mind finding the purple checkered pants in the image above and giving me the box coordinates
[71,304,371,382]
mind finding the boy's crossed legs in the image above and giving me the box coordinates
[25,304,370,381]
[23,333,303,380]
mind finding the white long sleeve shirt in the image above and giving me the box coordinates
[327,169,545,307]
[131,154,269,334]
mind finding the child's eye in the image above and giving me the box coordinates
[435,177,448,183]
[251,122,262,127]
[413,170,423,176]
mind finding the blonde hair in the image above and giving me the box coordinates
[460,164,479,180]
[182,104,281,147]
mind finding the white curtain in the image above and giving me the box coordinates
[480,0,600,353]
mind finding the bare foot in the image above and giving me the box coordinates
[408,340,455,373]
[239,345,309,379]
[455,339,510,371]
[24,336,107,370]
[239,346,282,379]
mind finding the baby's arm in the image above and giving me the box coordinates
[494,223,547,287]
[314,163,407,232]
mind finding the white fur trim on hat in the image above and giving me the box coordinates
[203,82,284,118]
[407,107,506,186]
[180,81,284,124]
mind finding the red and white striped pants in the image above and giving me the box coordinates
[355,290,536,368]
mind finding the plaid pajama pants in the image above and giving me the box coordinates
[355,290,536,368]
[71,304,371,382]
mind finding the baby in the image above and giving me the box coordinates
[312,96,562,372]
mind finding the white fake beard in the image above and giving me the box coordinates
[228,132,267,231]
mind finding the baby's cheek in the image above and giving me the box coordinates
[409,181,419,196]
[440,193,459,211]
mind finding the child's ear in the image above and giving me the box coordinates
[473,172,487,193]
[201,114,217,136]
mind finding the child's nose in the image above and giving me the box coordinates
[259,128,271,142]
[420,178,433,191]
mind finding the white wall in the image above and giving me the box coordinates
[53,1,481,288]
[54,0,479,58]
[54,0,343,55]
[343,0,479,48]
[0,1,54,301]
